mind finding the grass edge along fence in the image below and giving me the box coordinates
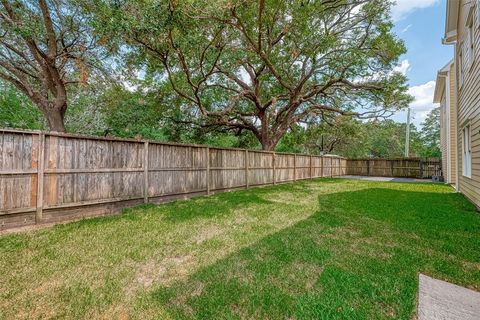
[0,128,347,230]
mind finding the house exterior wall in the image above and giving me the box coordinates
[440,93,448,181]
[435,61,456,186]
[453,0,480,208]
[448,63,457,186]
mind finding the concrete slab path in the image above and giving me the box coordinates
[418,274,480,320]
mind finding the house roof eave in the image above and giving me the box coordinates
[433,59,454,103]
[433,72,447,103]
[444,0,459,44]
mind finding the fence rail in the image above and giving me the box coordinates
[346,158,442,178]
[0,129,347,230]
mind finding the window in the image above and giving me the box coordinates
[462,125,472,178]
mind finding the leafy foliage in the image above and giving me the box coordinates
[0,1,439,159]
[0,79,106,135]
[86,0,412,149]
[276,118,429,158]
[419,107,441,158]
[0,0,107,131]
[0,81,45,130]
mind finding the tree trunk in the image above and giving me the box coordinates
[259,111,273,151]
[42,105,66,132]
[260,130,280,151]
[261,139,276,151]
[259,123,283,151]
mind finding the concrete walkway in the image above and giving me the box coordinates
[338,175,439,183]
[418,274,480,320]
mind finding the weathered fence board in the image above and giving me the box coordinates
[0,129,346,230]
[346,158,441,178]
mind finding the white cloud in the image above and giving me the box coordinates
[401,24,412,33]
[408,80,437,127]
[393,59,411,75]
[391,0,438,21]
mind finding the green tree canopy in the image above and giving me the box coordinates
[86,0,412,150]
[0,0,107,131]
[276,118,426,158]
[419,107,441,158]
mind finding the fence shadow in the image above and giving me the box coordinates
[144,179,324,223]
[160,191,275,223]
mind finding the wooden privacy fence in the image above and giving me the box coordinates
[0,129,347,230]
[346,158,442,178]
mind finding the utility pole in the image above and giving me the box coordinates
[404,108,410,157]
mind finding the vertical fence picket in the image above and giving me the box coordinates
[320,156,324,177]
[245,149,249,189]
[345,158,441,178]
[35,133,45,223]
[272,152,276,185]
[310,155,313,179]
[293,154,297,181]
[143,141,149,203]
[419,160,424,178]
[206,147,210,195]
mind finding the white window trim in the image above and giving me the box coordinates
[466,9,475,70]
[458,42,464,88]
[462,123,472,178]
[477,0,480,28]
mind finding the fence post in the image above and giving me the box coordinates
[143,141,149,203]
[245,149,249,189]
[206,147,211,195]
[367,160,370,176]
[272,152,276,185]
[35,133,45,224]
[293,154,297,181]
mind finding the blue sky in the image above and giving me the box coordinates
[390,0,453,128]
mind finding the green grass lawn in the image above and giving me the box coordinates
[1,179,479,319]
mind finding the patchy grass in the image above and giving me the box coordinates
[1,178,479,319]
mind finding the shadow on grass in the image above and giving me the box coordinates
[40,187,277,233]
[161,190,275,223]
[143,187,480,320]
[163,178,346,222]
[53,180,325,230]
[160,178,339,223]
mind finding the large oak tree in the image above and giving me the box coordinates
[91,0,412,150]
[0,0,101,132]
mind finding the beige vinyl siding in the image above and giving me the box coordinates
[449,63,457,185]
[440,93,448,179]
[437,62,456,185]
[456,1,480,209]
